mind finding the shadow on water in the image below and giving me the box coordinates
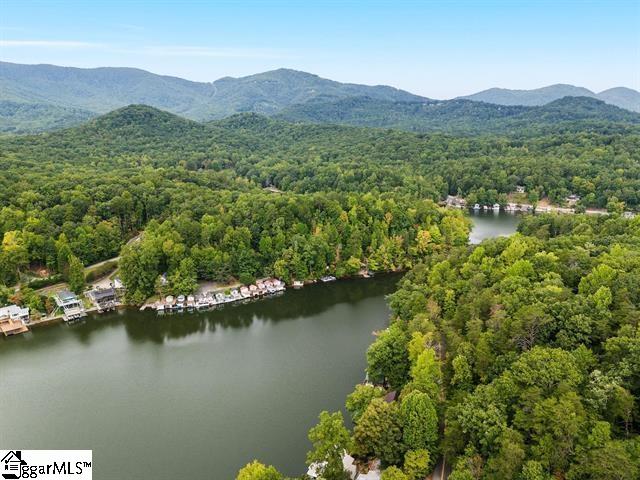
[2,274,401,350]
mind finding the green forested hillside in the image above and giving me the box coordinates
[277,214,639,480]
[0,95,639,480]
[277,96,640,134]
[0,100,95,133]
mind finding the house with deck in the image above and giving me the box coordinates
[54,290,86,321]
[0,305,30,336]
[88,287,118,312]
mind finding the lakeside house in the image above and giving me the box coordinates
[445,195,467,209]
[0,305,30,336]
[54,290,86,322]
[88,287,118,312]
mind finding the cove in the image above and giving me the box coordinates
[0,275,400,479]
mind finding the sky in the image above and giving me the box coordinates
[1,0,639,99]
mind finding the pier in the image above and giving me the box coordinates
[153,278,286,314]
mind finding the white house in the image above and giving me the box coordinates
[0,304,30,323]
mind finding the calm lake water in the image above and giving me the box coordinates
[0,275,400,480]
[0,213,520,479]
[469,210,521,244]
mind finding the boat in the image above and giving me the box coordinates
[176,295,185,310]
[320,275,337,283]
[187,295,196,310]
[473,203,480,210]
[165,295,175,310]
[195,296,209,309]
[292,280,304,288]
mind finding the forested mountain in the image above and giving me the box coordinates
[277,95,640,134]
[1,90,639,480]
[2,61,637,135]
[461,83,640,112]
[0,100,95,134]
[0,62,426,131]
[3,105,639,208]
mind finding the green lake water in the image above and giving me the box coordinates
[0,213,518,479]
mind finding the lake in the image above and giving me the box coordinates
[0,275,400,479]
[468,210,521,244]
[0,213,520,479]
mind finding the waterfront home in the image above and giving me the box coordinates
[0,304,30,323]
[54,290,86,321]
[249,284,259,296]
[493,203,500,211]
[240,286,251,298]
[473,203,481,210]
[292,280,304,288]
[88,287,118,311]
[0,305,30,336]
[623,211,636,219]
[446,195,466,209]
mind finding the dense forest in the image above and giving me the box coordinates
[277,96,640,135]
[241,214,640,479]
[1,105,639,308]
[0,102,639,478]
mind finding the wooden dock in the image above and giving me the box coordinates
[0,318,29,336]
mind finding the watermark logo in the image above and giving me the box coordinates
[1,451,92,479]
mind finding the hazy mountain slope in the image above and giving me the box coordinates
[596,87,640,112]
[0,62,216,117]
[277,95,640,134]
[0,62,427,128]
[0,100,95,133]
[207,68,427,117]
[460,84,596,106]
[461,84,640,112]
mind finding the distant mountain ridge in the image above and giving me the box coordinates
[1,61,637,134]
[460,84,640,112]
[0,62,427,132]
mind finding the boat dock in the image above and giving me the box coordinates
[154,278,286,314]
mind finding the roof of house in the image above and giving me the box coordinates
[91,288,116,301]
[57,290,78,302]
[0,304,29,319]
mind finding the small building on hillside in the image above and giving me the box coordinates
[566,194,581,206]
[446,195,467,209]
[515,185,526,193]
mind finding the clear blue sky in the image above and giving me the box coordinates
[1,0,638,98]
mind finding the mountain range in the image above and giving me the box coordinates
[459,84,640,111]
[0,61,638,134]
